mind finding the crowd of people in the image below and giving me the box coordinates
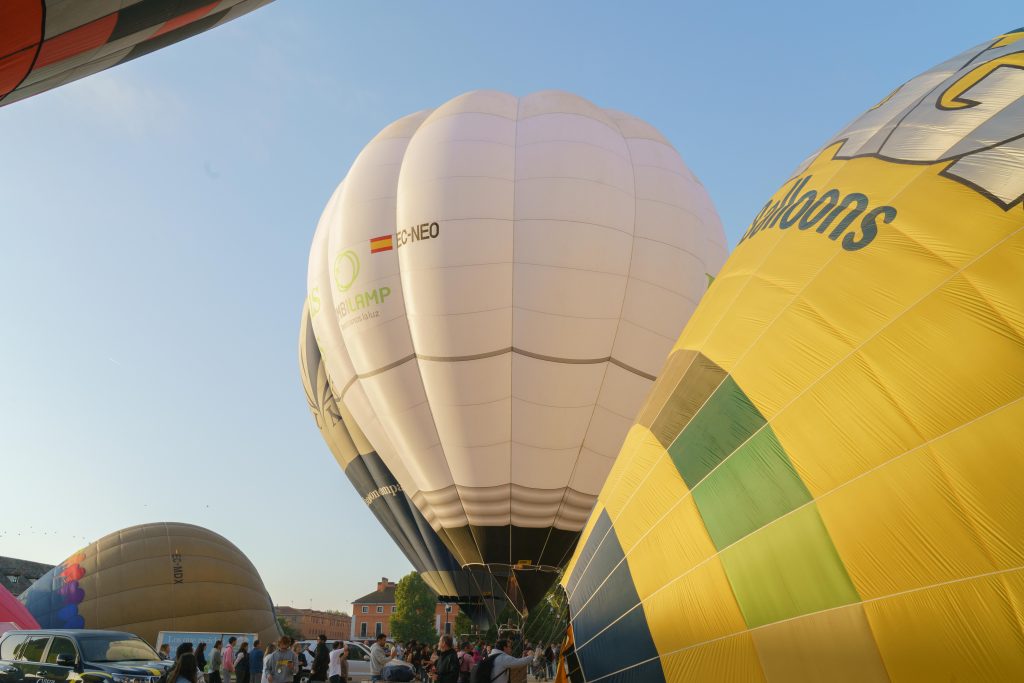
[158,633,559,683]
[366,632,559,683]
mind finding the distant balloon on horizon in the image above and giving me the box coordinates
[20,522,281,645]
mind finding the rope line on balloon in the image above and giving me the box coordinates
[534,586,571,651]
[507,96,521,617]
[338,349,657,393]
[537,124,639,577]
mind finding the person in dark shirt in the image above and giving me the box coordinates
[310,636,329,683]
[250,641,264,683]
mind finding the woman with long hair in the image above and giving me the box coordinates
[195,643,208,674]
[234,642,250,683]
[168,654,200,683]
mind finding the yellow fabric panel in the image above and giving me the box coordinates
[771,350,926,497]
[857,273,1024,450]
[672,264,756,360]
[592,424,650,518]
[598,425,675,521]
[678,149,924,367]
[932,397,1024,570]
[961,227,1024,339]
[562,503,606,582]
[818,444,996,599]
[638,554,748,655]
[995,571,1024,663]
[865,571,1024,681]
[751,603,888,683]
[606,445,692,552]
[660,632,767,683]
[676,264,798,374]
[724,189,955,419]
[624,491,718,601]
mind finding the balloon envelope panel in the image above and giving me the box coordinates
[0,0,272,107]
[561,28,1024,682]
[299,303,508,620]
[308,90,727,609]
[20,523,280,645]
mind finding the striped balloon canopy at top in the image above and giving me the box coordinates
[306,89,727,610]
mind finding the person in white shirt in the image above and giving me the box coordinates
[327,642,348,683]
[489,640,533,683]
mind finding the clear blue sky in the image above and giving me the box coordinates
[1,1,1018,613]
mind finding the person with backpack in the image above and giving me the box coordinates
[471,640,531,683]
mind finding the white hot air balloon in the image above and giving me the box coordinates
[308,90,727,609]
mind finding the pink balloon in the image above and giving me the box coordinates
[0,584,40,634]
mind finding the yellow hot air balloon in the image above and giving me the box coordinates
[20,523,281,645]
[560,28,1024,682]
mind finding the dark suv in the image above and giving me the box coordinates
[0,630,169,683]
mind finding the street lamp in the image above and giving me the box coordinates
[444,603,452,636]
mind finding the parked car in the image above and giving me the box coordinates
[292,641,373,683]
[0,629,169,683]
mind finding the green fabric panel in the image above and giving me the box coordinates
[719,504,860,628]
[692,425,813,550]
[668,374,766,487]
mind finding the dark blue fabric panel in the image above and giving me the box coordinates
[570,558,636,646]
[568,517,663,683]
[345,453,435,573]
[574,605,663,682]
[598,659,664,683]
[565,510,615,603]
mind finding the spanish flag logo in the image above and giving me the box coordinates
[370,234,393,253]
